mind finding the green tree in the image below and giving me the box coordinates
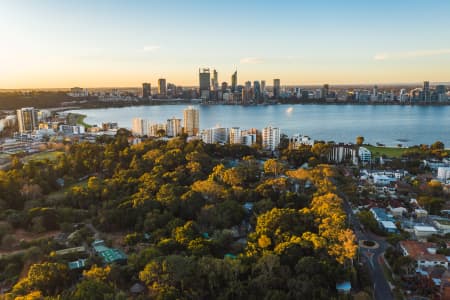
[356,136,365,145]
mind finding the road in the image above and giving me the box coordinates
[342,198,394,300]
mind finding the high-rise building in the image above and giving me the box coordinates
[132,118,145,136]
[183,106,199,136]
[436,85,446,95]
[212,69,219,91]
[199,68,211,100]
[262,125,281,151]
[229,127,242,144]
[201,127,229,144]
[17,107,38,133]
[166,117,182,137]
[158,79,167,97]
[142,83,151,98]
[221,82,228,92]
[231,71,238,92]
[273,79,281,98]
[261,80,266,93]
[323,84,329,98]
[253,81,261,101]
[423,81,430,102]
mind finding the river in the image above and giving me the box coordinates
[67,104,450,147]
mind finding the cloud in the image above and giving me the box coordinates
[240,57,264,64]
[374,49,450,60]
[143,45,161,52]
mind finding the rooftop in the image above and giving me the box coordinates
[400,241,447,262]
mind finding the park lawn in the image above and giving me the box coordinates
[364,145,406,158]
[23,151,64,163]
[67,113,92,128]
[46,179,89,203]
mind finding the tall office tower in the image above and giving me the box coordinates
[229,127,242,144]
[423,81,430,102]
[142,83,151,98]
[435,85,446,95]
[132,118,145,136]
[273,79,281,99]
[166,117,182,137]
[183,106,200,136]
[167,83,177,97]
[212,69,219,91]
[261,80,266,93]
[253,81,261,101]
[373,85,378,96]
[158,78,167,97]
[262,125,281,151]
[17,107,38,133]
[231,71,237,92]
[323,84,329,98]
[199,68,211,100]
[221,82,228,92]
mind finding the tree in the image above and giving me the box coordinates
[356,136,365,145]
[263,159,285,177]
[431,140,444,150]
[72,278,115,300]
[14,262,70,296]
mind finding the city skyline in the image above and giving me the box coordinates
[1,0,450,88]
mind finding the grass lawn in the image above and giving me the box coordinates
[22,151,64,163]
[67,113,92,128]
[46,179,88,203]
[364,145,406,158]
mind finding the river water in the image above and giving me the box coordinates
[68,104,450,147]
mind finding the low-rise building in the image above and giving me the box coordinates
[400,240,448,270]
[414,225,438,239]
[358,147,371,164]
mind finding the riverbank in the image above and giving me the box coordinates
[67,113,92,128]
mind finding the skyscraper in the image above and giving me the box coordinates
[231,71,237,92]
[261,80,266,93]
[423,81,430,102]
[166,117,182,137]
[273,79,281,99]
[253,81,261,102]
[323,84,329,98]
[142,83,151,99]
[212,69,218,91]
[183,106,200,136]
[199,68,211,100]
[262,126,281,151]
[17,107,38,133]
[221,82,228,92]
[158,78,167,97]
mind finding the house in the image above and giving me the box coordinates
[380,221,398,233]
[414,225,438,239]
[68,259,87,270]
[370,208,398,233]
[400,241,449,270]
[390,206,407,217]
[92,240,127,264]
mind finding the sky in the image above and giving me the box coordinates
[1,0,450,88]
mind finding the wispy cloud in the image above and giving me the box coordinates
[374,49,450,61]
[240,57,264,64]
[143,45,161,52]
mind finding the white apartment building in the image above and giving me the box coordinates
[166,117,182,137]
[201,127,229,144]
[229,127,242,144]
[262,126,280,151]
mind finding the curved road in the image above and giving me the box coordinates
[342,199,393,300]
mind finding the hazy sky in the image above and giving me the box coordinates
[1,0,450,88]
